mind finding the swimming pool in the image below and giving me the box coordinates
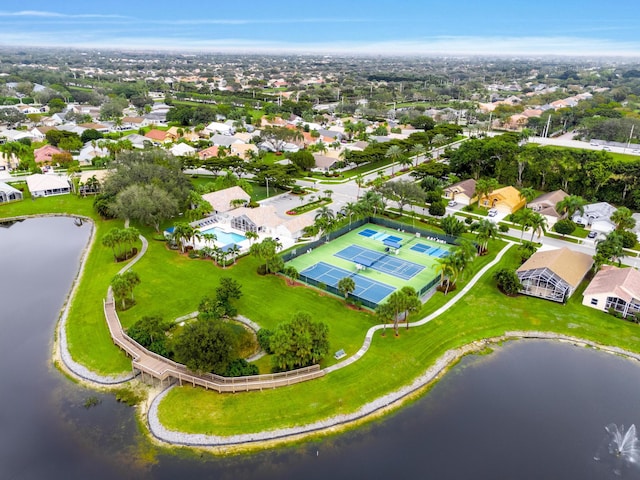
[200,227,246,245]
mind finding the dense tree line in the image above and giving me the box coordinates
[447,134,640,208]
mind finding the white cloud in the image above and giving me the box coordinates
[0,10,128,19]
[0,32,639,57]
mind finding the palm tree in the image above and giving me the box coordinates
[519,187,537,205]
[410,143,427,167]
[314,205,335,224]
[474,178,499,208]
[283,266,299,285]
[385,144,404,176]
[355,174,365,199]
[436,255,457,294]
[514,208,536,240]
[528,212,548,242]
[611,207,636,232]
[470,218,499,254]
[555,195,586,219]
[245,231,259,246]
[343,202,360,226]
[228,244,241,264]
[375,301,394,336]
[171,222,197,253]
[337,276,356,300]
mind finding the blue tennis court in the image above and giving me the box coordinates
[411,243,451,258]
[335,245,424,280]
[383,235,403,243]
[359,228,377,238]
[300,262,395,304]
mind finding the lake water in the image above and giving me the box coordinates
[1,216,639,479]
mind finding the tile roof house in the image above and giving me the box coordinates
[230,143,258,159]
[198,145,219,160]
[313,154,341,171]
[571,202,617,233]
[202,186,251,214]
[34,145,63,164]
[583,265,640,319]
[443,179,477,205]
[517,247,594,303]
[479,186,526,214]
[144,129,172,143]
[528,189,568,226]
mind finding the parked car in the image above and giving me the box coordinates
[602,146,611,151]
[488,208,498,217]
[587,231,598,239]
[448,200,457,207]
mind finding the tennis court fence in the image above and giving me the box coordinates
[297,272,377,310]
[281,216,450,307]
[280,216,461,264]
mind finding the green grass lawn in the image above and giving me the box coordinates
[157,245,640,436]
[6,191,640,441]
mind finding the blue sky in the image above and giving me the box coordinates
[0,0,639,56]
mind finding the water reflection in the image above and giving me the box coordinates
[2,217,640,479]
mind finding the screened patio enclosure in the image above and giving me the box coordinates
[517,267,571,303]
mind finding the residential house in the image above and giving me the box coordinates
[76,143,109,164]
[144,129,172,144]
[204,121,234,136]
[528,189,568,226]
[202,186,251,215]
[198,146,219,160]
[230,143,258,159]
[443,179,477,205]
[169,143,197,157]
[0,182,23,203]
[120,117,149,130]
[313,153,341,172]
[0,152,20,171]
[571,202,617,233]
[78,122,110,134]
[26,173,71,197]
[166,127,200,142]
[122,133,148,149]
[34,145,63,164]
[210,134,242,148]
[0,129,35,143]
[517,247,594,303]
[583,265,640,319]
[479,186,526,214]
[29,126,55,141]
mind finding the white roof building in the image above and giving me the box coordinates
[26,174,71,198]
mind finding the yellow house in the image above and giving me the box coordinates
[479,186,526,214]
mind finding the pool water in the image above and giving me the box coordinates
[201,227,246,245]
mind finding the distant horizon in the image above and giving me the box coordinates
[1,1,639,58]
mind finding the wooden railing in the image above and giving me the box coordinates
[103,299,324,392]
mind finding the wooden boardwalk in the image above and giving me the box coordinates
[103,298,324,392]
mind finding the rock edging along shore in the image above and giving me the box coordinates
[147,332,640,448]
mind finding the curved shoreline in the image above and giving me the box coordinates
[21,214,639,451]
[48,214,135,385]
[146,332,640,449]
